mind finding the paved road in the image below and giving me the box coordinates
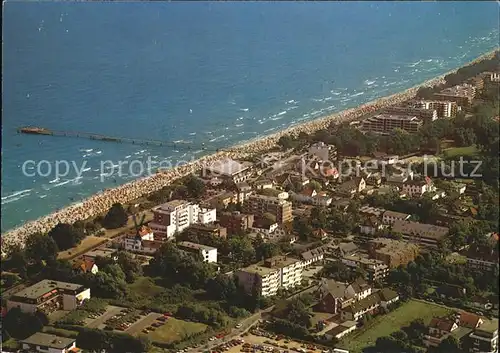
[187,285,317,353]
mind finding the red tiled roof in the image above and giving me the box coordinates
[459,311,482,329]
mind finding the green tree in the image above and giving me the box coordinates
[185,175,206,198]
[25,233,58,265]
[102,203,128,229]
[3,308,44,340]
[48,223,85,250]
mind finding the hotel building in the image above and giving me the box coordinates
[236,256,303,297]
[434,84,476,107]
[7,280,90,315]
[177,241,218,263]
[419,100,459,118]
[149,200,216,239]
[243,194,293,224]
[360,114,423,134]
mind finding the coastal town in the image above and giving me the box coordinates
[1,51,499,353]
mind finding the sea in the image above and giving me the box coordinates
[2,1,499,233]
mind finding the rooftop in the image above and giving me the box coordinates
[156,199,190,210]
[383,210,411,219]
[366,114,421,122]
[392,220,449,240]
[370,238,419,255]
[12,279,84,300]
[83,247,117,259]
[178,241,217,252]
[206,158,251,176]
[21,332,75,349]
[437,84,475,98]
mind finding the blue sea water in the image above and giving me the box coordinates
[2,1,499,232]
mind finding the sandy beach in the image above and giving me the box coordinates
[1,50,496,257]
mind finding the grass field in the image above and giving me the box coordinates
[147,317,208,344]
[58,236,107,260]
[128,276,165,297]
[441,145,479,159]
[339,300,453,353]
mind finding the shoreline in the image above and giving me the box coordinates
[1,49,497,256]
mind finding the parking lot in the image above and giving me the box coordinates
[220,333,327,353]
[84,305,125,329]
[125,313,162,335]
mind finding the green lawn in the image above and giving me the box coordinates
[441,145,479,159]
[147,317,208,344]
[339,300,453,353]
[128,277,165,297]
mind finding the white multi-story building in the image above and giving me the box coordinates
[402,178,436,197]
[149,200,216,239]
[236,256,303,297]
[7,280,90,315]
[177,241,218,263]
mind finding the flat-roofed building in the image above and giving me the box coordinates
[392,220,449,248]
[243,194,292,224]
[361,114,423,134]
[20,332,78,353]
[368,238,419,268]
[434,84,476,107]
[384,105,438,123]
[149,200,216,239]
[382,210,411,224]
[236,255,302,297]
[419,100,459,118]
[204,158,253,183]
[218,211,254,235]
[308,141,336,161]
[187,223,227,239]
[177,241,218,263]
[7,279,90,314]
[340,254,389,282]
[82,247,118,262]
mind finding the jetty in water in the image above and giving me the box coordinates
[17,126,214,151]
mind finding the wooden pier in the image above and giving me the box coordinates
[17,126,213,151]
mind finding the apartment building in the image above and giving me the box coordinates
[204,158,253,183]
[121,226,163,254]
[463,245,499,272]
[7,280,91,315]
[218,211,254,235]
[384,105,438,123]
[419,100,459,118]
[382,210,411,224]
[361,114,423,134]
[368,238,419,268]
[149,200,216,239]
[317,278,372,314]
[464,322,498,353]
[177,241,218,263]
[434,84,476,107]
[243,194,293,224]
[187,223,228,239]
[402,177,436,197]
[340,254,389,282]
[391,220,449,248]
[340,288,399,321]
[235,256,302,297]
